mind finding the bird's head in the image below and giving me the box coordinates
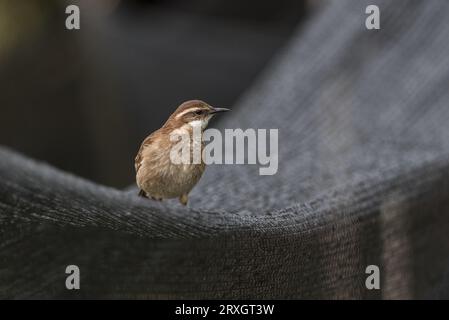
[166,100,230,131]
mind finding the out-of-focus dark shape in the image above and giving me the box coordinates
[0,0,309,187]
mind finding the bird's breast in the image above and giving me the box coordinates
[136,131,206,199]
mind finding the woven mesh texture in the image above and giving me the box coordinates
[1,0,449,298]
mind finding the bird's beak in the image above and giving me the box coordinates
[209,107,231,114]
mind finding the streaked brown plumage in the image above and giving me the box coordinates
[135,100,229,205]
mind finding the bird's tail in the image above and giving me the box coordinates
[138,189,148,198]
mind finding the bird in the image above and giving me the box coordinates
[135,100,230,206]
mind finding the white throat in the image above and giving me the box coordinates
[189,116,211,130]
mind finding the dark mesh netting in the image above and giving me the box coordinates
[1,0,449,298]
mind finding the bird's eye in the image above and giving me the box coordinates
[194,110,203,115]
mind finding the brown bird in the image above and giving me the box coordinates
[135,100,230,205]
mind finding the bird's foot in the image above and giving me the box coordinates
[179,194,188,206]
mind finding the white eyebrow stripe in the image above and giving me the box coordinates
[175,107,202,118]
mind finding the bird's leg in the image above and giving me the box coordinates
[151,196,163,201]
[179,194,188,206]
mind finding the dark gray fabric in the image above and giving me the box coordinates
[2,0,449,298]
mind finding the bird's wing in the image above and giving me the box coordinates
[134,133,155,173]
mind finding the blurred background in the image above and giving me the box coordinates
[0,0,312,188]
